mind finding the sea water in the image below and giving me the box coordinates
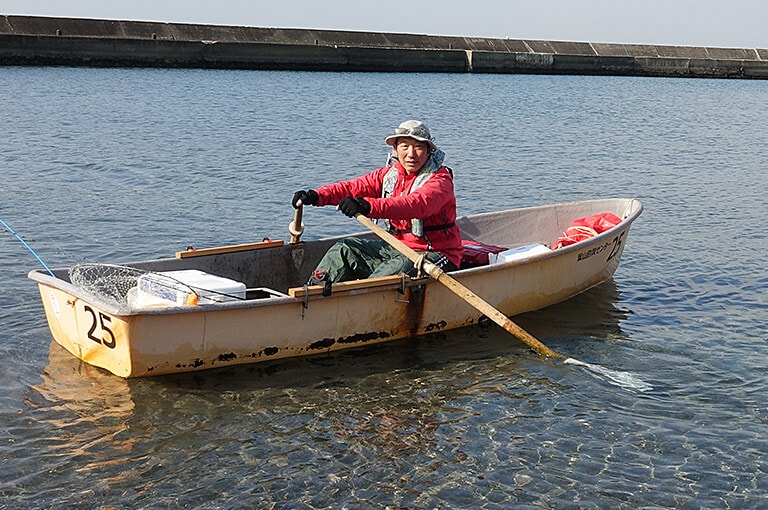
[1,67,767,508]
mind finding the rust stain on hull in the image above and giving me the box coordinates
[338,331,391,345]
[309,338,336,350]
[425,320,447,332]
[404,285,426,336]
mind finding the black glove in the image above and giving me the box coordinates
[292,189,318,208]
[338,197,371,218]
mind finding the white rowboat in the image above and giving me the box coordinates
[29,198,642,377]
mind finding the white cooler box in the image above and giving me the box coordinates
[489,243,552,264]
[136,269,246,306]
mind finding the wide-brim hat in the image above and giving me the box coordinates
[384,120,437,151]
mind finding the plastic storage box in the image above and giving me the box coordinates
[488,243,552,264]
[136,269,246,306]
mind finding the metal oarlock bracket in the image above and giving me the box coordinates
[395,274,409,303]
[414,253,426,279]
[301,284,310,318]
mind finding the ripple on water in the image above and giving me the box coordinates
[2,69,768,508]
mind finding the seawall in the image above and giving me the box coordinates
[2,15,767,79]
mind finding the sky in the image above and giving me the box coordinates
[2,0,766,49]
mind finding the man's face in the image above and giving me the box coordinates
[395,138,430,174]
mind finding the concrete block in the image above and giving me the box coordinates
[514,52,555,66]
[497,39,533,53]
[344,47,467,72]
[462,37,512,52]
[635,57,691,77]
[596,56,639,74]
[118,21,176,41]
[470,51,553,73]
[377,32,435,49]
[689,58,749,78]
[109,40,204,65]
[168,22,248,42]
[656,45,708,59]
[0,35,204,67]
[743,64,768,78]
[622,45,662,58]
[524,40,557,54]
[203,42,344,70]
[0,16,13,35]
[331,30,393,48]
[592,43,631,57]
[593,43,659,58]
[552,54,601,72]
[7,15,123,38]
[549,41,597,56]
[550,54,637,75]
[0,35,31,60]
[418,35,467,50]
[705,47,754,60]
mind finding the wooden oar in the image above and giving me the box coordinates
[355,214,559,358]
[289,205,305,244]
[355,213,653,391]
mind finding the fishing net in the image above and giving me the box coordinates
[68,263,147,309]
[68,263,199,310]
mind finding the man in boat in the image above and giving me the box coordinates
[292,119,462,286]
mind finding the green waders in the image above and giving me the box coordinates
[310,237,455,284]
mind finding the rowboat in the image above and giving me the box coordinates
[29,198,643,378]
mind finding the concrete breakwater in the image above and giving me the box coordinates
[1,15,767,79]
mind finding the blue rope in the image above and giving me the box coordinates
[0,218,56,276]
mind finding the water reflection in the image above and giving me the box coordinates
[514,278,628,343]
[35,340,135,420]
[109,280,627,468]
[20,342,143,493]
[25,279,629,500]
[21,278,710,508]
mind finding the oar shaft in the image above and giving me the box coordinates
[432,270,561,358]
[355,214,562,359]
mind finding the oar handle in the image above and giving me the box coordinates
[355,214,562,359]
[289,205,304,244]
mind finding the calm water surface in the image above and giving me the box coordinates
[1,67,767,508]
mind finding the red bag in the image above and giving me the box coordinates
[553,212,622,249]
[460,239,508,268]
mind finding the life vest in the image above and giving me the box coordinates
[380,153,454,237]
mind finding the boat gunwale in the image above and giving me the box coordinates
[28,198,643,317]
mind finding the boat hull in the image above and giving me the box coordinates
[31,198,642,377]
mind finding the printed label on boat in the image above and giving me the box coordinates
[577,231,625,262]
[78,303,117,349]
[49,291,60,318]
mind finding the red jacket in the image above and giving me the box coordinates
[316,161,463,268]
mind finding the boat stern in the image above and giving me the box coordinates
[34,276,136,377]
